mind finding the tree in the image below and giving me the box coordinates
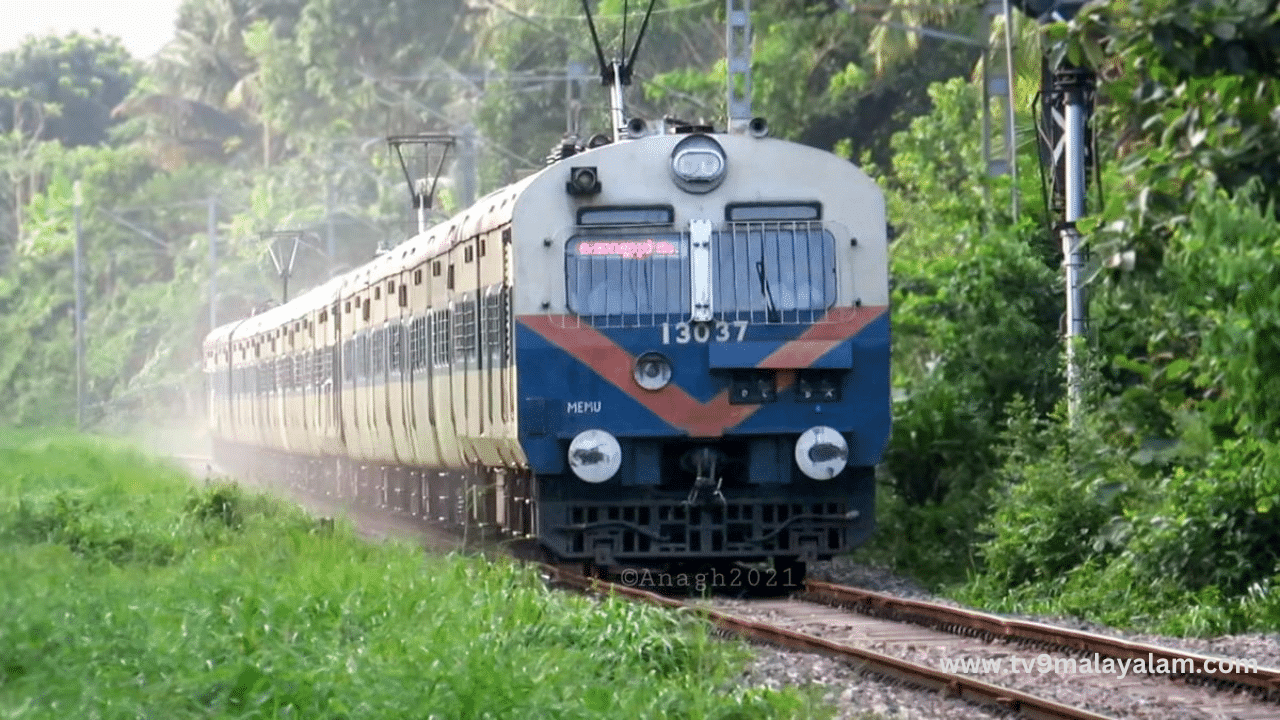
[0,33,139,147]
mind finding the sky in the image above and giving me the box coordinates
[0,0,185,59]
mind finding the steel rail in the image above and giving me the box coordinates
[543,566,1116,720]
[803,580,1280,694]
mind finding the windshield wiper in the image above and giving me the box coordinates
[756,258,780,323]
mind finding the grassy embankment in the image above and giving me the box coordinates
[0,431,822,719]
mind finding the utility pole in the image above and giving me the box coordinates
[980,0,1019,222]
[325,165,336,278]
[208,196,218,330]
[73,181,85,430]
[458,125,478,209]
[1012,0,1092,420]
[1055,66,1093,421]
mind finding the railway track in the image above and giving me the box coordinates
[547,568,1280,720]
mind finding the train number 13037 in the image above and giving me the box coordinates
[660,320,748,344]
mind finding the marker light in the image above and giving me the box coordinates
[567,429,622,483]
[795,426,849,480]
[669,135,727,193]
[633,352,673,391]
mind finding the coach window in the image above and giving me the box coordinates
[371,328,384,376]
[363,298,371,322]
[390,324,403,372]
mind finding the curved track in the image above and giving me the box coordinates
[550,568,1280,720]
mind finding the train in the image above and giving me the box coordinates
[203,118,890,581]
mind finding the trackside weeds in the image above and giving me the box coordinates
[940,652,1260,680]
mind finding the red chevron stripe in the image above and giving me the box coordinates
[758,306,886,380]
[518,305,887,437]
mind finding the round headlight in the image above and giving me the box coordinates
[633,352,672,391]
[567,429,622,483]
[794,426,849,480]
[669,134,727,193]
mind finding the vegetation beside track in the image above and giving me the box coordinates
[0,432,821,719]
[859,0,1280,637]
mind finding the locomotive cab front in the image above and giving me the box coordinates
[510,129,891,575]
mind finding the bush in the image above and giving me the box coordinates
[974,400,1140,590]
[1124,437,1280,596]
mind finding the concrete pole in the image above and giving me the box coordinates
[459,125,478,208]
[1002,0,1020,222]
[208,196,218,330]
[325,162,336,277]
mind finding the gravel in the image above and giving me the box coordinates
[809,557,1280,672]
[727,558,1280,720]
[738,647,1012,720]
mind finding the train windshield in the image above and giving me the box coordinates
[565,223,836,319]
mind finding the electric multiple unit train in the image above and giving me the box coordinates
[204,120,890,578]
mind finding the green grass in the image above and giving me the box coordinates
[0,432,828,719]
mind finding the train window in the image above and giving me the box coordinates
[398,284,408,307]
[389,324,403,372]
[564,225,835,319]
[345,301,351,313]
[414,269,423,285]
[374,286,381,300]
[363,299,371,322]
[388,281,395,294]
[372,328,386,374]
[502,228,511,244]
[432,309,451,368]
[485,289,503,365]
[479,239,486,257]
[577,205,674,226]
[713,224,836,317]
[464,246,474,263]
[433,261,442,277]
[725,202,821,222]
[447,265,455,290]
[454,300,475,364]
[566,233,689,316]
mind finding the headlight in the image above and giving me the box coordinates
[670,134,727,193]
[794,426,848,480]
[633,352,672,391]
[567,429,622,483]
